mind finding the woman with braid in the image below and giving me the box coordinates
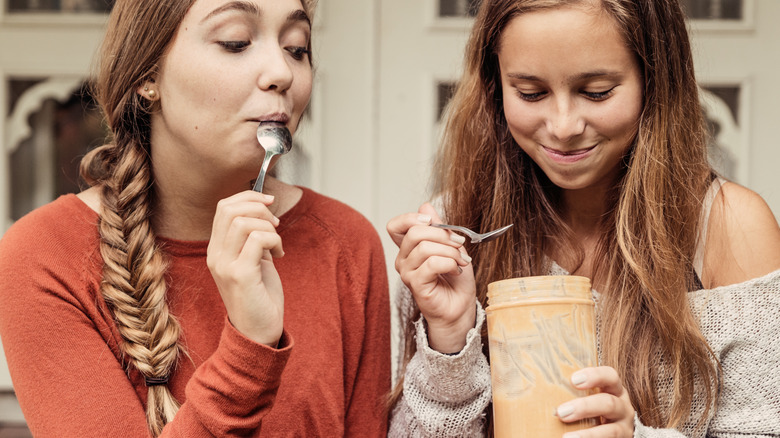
[0,0,390,436]
[386,0,780,436]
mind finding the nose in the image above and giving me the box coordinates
[257,45,294,92]
[546,96,585,143]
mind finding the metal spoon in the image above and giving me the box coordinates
[252,123,293,193]
[430,223,513,244]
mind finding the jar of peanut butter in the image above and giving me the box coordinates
[486,275,598,437]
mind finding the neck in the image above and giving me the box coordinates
[560,186,611,239]
[151,175,301,241]
[551,184,615,285]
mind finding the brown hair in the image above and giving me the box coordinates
[80,0,315,435]
[393,0,718,430]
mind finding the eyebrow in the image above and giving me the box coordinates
[201,1,259,23]
[506,70,620,82]
[201,1,311,28]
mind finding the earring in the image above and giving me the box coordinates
[148,89,157,98]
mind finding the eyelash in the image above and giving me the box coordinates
[218,41,250,53]
[516,86,617,102]
[217,41,309,61]
[287,46,310,61]
[582,87,616,101]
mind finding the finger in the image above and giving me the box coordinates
[387,212,432,247]
[417,202,442,222]
[562,422,633,438]
[398,223,467,261]
[211,192,277,243]
[395,234,470,281]
[404,239,471,272]
[571,367,626,397]
[402,254,465,291]
[221,217,279,260]
[240,230,284,263]
[556,392,631,424]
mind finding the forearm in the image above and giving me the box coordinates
[389,301,491,437]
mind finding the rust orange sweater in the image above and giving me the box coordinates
[0,187,391,437]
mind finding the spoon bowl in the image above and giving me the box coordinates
[252,123,293,192]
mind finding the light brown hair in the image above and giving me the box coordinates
[393,0,718,430]
[80,0,315,435]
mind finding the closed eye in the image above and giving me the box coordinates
[582,86,616,101]
[218,41,250,53]
[287,46,310,61]
[517,90,547,102]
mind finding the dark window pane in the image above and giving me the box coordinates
[681,0,743,20]
[7,0,114,13]
[9,80,107,220]
[437,81,457,121]
[439,0,481,17]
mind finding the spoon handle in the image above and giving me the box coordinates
[252,151,275,192]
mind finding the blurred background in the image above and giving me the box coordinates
[1,0,778,434]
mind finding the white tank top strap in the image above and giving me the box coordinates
[693,177,726,281]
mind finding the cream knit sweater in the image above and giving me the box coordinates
[388,266,780,437]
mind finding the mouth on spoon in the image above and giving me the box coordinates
[252,123,293,192]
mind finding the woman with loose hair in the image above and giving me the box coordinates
[387,0,780,436]
[0,0,390,436]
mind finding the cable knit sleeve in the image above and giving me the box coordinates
[388,299,491,437]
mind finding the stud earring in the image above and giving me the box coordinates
[148,89,157,98]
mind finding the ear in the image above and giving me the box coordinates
[137,78,158,101]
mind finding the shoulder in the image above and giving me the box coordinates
[1,194,98,251]
[0,195,100,301]
[703,181,780,288]
[296,188,382,245]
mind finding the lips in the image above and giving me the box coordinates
[541,144,596,163]
[252,112,290,125]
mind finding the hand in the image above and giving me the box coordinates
[386,203,476,353]
[207,190,285,347]
[555,367,635,437]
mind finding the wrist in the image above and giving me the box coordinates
[425,306,477,354]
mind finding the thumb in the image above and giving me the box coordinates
[418,202,443,224]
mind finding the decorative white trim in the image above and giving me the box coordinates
[699,79,751,185]
[5,76,84,155]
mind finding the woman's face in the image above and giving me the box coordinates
[497,3,643,192]
[149,0,312,186]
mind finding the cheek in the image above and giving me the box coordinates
[601,99,642,142]
[503,96,536,140]
[293,67,313,106]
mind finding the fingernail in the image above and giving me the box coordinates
[450,233,466,245]
[417,214,431,223]
[263,194,275,202]
[556,404,574,418]
[461,253,472,264]
[571,371,587,386]
[272,216,281,226]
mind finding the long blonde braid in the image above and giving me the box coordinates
[83,137,183,435]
